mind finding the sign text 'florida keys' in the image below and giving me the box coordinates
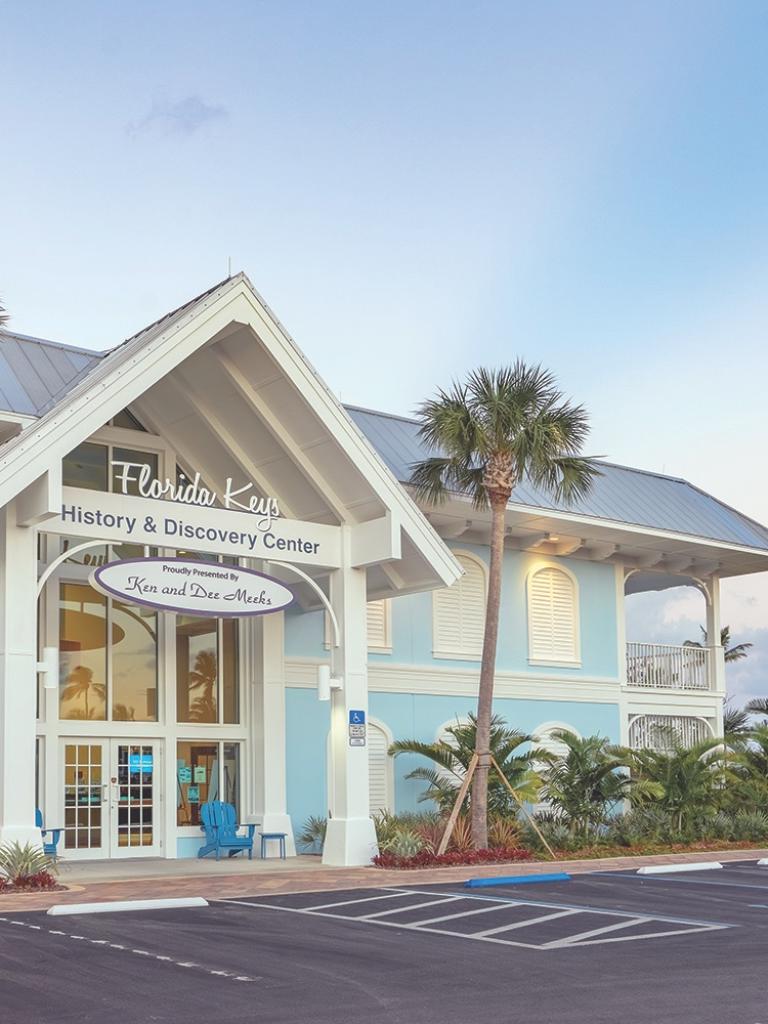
[90,558,294,618]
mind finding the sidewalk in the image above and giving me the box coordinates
[1,847,765,913]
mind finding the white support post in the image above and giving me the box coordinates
[323,529,379,866]
[251,610,296,856]
[0,503,42,847]
[705,576,726,697]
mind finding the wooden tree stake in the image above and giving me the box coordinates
[489,755,557,861]
[437,753,479,855]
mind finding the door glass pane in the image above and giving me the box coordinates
[116,744,154,848]
[222,620,239,724]
[176,617,217,722]
[63,743,104,850]
[223,743,240,816]
[111,601,158,722]
[59,583,107,721]
[176,741,217,826]
[62,442,108,490]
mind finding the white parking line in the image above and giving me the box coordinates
[475,909,579,938]
[544,916,647,947]
[361,896,461,920]
[308,892,408,912]
[217,889,729,951]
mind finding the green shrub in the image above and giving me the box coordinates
[0,841,57,884]
[379,828,424,858]
[731,810,768,842]
[297,816,327,854]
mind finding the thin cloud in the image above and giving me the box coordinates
[127,96,227,137]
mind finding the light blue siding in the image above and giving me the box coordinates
[286,687,620,828]
[285,542,619,679]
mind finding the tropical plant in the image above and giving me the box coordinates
[187,649,218,722]
[0,298,8,331]
[685,625,753,663]
[629,733,731,832]
[538,731,643,837]
[60,665,106,720]
[379,828,424,859]
[745,697,768,721]
[0,841,57,885]
[297,815,327,853]
[723,699,751,739]
[410,365,599,847]
[390,713,542,817]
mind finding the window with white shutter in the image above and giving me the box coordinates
[368,721,393,815]
[433,553,486,659]
[367,600,392,652]
[629,715,710,752]
[527,565,580,665]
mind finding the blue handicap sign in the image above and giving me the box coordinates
[349,709,366,725]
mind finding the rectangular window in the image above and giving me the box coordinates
[176,616,239,724]
[59,583,159,722]
[59,582,107,721]
[176,741,241,826]
[111,601,158,722]
[62,442,108,491]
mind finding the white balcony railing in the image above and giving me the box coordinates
[625,642,712,691]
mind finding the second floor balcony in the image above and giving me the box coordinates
[625,641,724,692]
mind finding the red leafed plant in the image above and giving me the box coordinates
[10,870,59,891]
[373,846,533,869]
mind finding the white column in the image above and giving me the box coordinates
[705,576,726,696]
[0,503,41,847]
[323,529,378,866]
[251,610,296,855]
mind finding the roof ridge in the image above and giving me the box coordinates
[0,330,106,358]
[344,403,693,485]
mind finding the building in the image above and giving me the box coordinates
[0,274,766,865]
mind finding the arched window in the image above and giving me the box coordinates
[629,715,712,752]
[368,720,394,815]
[527,564,580,665]
[433,553,486,659]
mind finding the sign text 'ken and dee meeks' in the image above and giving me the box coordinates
[90,558,294,618]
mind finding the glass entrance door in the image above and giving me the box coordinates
[111,742,160,857]
[61,740,162,858]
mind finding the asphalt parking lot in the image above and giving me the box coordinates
[2,861,768,1023]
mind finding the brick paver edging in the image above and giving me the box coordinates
[1,847,765,913]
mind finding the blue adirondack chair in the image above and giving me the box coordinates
[35,808,62,860]
[198,801,255,860]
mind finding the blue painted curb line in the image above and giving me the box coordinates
[464,872,571,889]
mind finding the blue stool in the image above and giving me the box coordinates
[260,832,287,859]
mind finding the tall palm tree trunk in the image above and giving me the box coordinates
[471,493,507,848]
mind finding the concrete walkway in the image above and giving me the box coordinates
[2,847,766,912]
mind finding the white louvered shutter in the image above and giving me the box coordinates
[629,715,709,752]
[528,567,578,663]
[368,723,391,815]
[367,600,390,651]
[433,555,486,658]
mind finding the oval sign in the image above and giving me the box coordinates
[90,557,293,618]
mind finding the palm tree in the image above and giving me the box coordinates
[685,625,752,663]
[390,714,542,815]
[538,732,640,838]
[0,298,8,331]
[187,649,218,722]
[410,364,599,847]
[629,732,730,832]
[61,665,106,720]
[745,697,768,720]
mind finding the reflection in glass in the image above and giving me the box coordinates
[176,741,217,826]
[62,442,108,490]
[59,583,107,721]
[111,447,159,497]
[112,601,158,722]
[223,743,240,811]
[176,617,218,722]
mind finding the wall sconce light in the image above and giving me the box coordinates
[37,646,59,690]
[317,664,344,701]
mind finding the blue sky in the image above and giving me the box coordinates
[2,1,767,700]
